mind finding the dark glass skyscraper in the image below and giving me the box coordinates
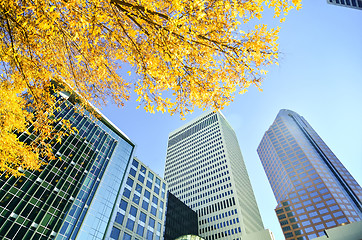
[257,109,362,240]
[0,92,134,240]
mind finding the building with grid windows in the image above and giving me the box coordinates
[109,157,167,240]
[165,111,272,240]
[257,109,362,240]
[327,0,362,10]
[0,92,135,240]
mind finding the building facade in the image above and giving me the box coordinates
[327,0,362,10]
[164,111,265,240]
[257,109,362,240]
[109,157,167,240]
[164,191,198,240]
[0,92,135,240]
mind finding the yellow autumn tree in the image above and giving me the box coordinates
[0,0,301,176]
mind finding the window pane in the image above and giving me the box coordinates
[139,212,147,223]
[136,224,144,237]
[126,219,135,231]
[142,200,149,211]
[135,184,142,194]
[115,212,124,225]
[123,232,132,240]
[120,199,128,211]
[144,190,150,199]
[132,159,139,168]
[126,178,134,187]
[130,206,137,217]
[110,227,120,239]
[149,217,155,228]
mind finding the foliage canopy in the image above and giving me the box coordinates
[0,0,301,176]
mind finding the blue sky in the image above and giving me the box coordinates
[101,2,362,239]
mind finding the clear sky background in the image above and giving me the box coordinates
[101,1,362,239]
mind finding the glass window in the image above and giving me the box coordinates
[316,202,325,208]
[148,172,154,180]
[151,206,157,216]
[146,180,152,189]
[130,206,137,217]
[319,208,328,214]
[123,188,131,198]
[315,224,324,230]
[126,219,135,231]
[123,233,131,240]
[130,168,136,177]
[140,166,146,174]
[132,159,139,168]
[126,178,134,187]
[136,224,144,237]
[115,212,124,225]
[154,186,160,195]
[302,220,311,226]
[138,174,145,183]
[139,212,147,223]
[120,199,128,211]
[155,178,161,185]
[142,200,149,211]
[149,217,155,228]
[326,221,336,227]
[135,184,142,194]
[337,218,347,224]
[144,190,151,199]
[152,196,158,205]
[110,227,120,239]
[133,195,140,205]
[326,199,336,205]
[146,230,153,240]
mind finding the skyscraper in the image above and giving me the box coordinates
[0,92,135,240]
[257,109,362,240]
[164,111,267,240]
[327,0,362,10]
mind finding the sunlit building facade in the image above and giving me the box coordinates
[109,157,167,240]
[257,109,362,240]
[0,92,134,240]
[165,111,265,240]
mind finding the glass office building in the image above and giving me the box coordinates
[257,109,362,240]
[165,111,266,240]
[0,92,134,240]
[164,191,198,240]
[109,157,167,240]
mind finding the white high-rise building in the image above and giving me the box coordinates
[164,111,269,240]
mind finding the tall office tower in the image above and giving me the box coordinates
[164,111,265,240]
[257,109,362,240]
[0,92,134,240]
[327,0,362,10]
[109,157,167,240]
